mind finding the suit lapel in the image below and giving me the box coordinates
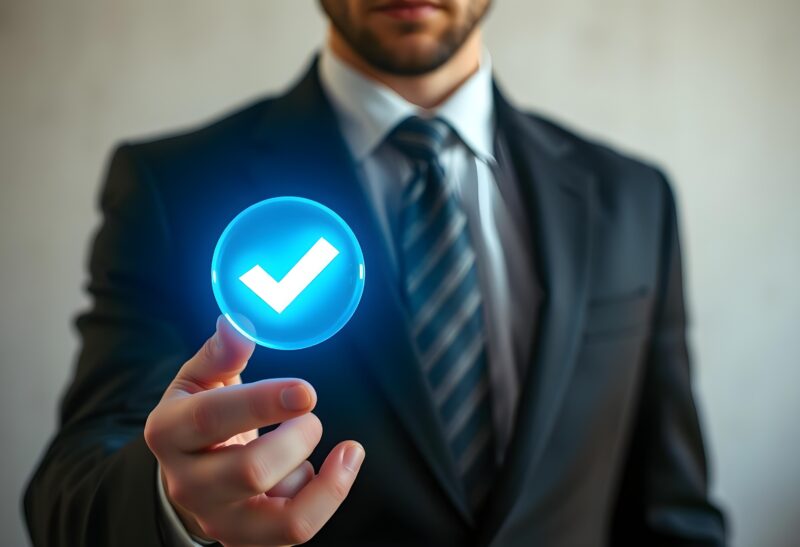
[246,61,474,523]
[480,87,597,542]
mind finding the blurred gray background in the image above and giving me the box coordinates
[2,1,798,545]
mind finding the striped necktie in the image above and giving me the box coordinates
[388,116,497,511]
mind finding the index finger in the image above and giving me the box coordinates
[168,378,317,452]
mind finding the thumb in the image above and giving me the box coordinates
[168,315,256,398]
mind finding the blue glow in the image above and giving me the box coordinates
[211,197,366,350]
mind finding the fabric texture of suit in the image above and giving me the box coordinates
[25,58,726,546]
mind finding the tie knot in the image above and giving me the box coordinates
[388,116,451,163]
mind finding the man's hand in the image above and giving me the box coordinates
[144,316,365,546]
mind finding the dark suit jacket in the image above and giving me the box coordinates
[25,60,726,546]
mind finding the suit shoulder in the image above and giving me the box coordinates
[522,111,673,203]
[113,94,278,169]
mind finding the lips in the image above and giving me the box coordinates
[372,0,443,21]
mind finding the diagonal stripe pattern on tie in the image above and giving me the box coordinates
[388,116,497,511]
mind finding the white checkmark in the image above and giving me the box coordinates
[239,237,340,314]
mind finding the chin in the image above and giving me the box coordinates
[383,31,442,54]
[395,32,441,48]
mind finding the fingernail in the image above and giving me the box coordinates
[342,443,365,472]
[280,384,312,411]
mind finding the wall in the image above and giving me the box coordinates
[1,1,798,545]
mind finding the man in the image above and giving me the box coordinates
[25,0,726,545]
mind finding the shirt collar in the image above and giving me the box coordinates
[319,46,496,164]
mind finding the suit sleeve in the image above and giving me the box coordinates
[24,145,193,546]
[609,174,727,546]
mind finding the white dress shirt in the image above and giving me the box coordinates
[159,45,537,546]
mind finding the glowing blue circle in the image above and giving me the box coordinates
[211,197,365,350]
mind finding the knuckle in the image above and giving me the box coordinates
[283,514,315,545]
[143,411,166,452]
[248,390,271,423]
[200,336,217,364]
[297,414,323,448]
[191,400,217,438]
[327,474,350,504]
[238,454,273,493]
